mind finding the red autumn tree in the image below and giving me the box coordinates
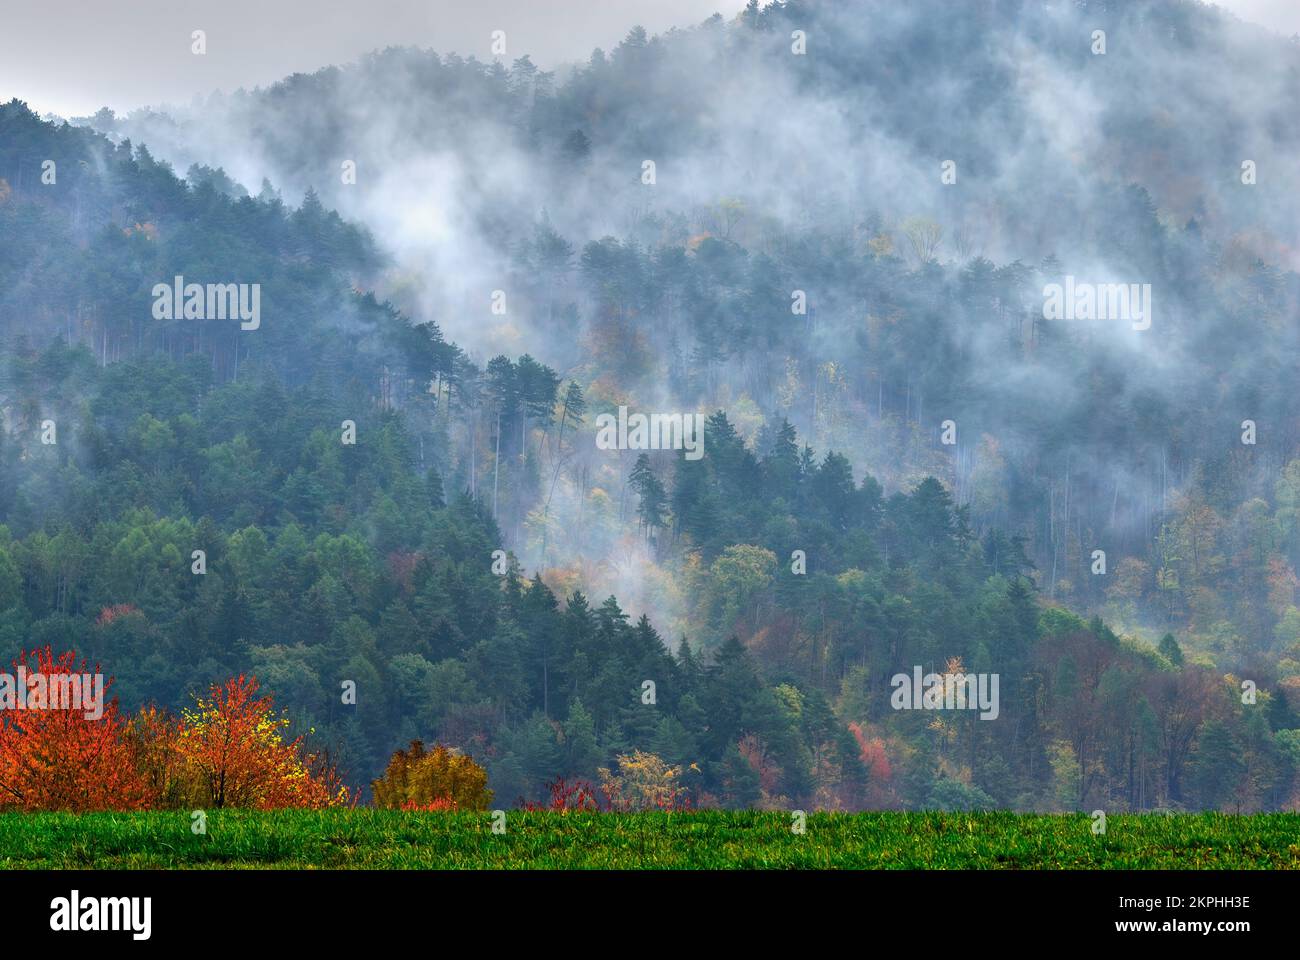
[0,647,150,812]
[522,777,604,811]
[848,722,893,781]
[96,604,140,627]
[174,674,348,809]
[0,650,346,811]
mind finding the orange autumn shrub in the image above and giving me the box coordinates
[173,675,349,809]
[0,647,150,812]
[123,704,204,808]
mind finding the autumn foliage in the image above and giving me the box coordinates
[0,648,148,812]
[0,647,348,812]
[598,751,694,812]
[372,740,493,811]
[95,604,140,626]
[172,675,349,809]
[523,777,604,811]
[523,753,695,812]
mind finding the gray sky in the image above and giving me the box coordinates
[0,0,750,118]
[1,0,1296,118]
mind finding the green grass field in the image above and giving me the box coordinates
[1,810,1297,869]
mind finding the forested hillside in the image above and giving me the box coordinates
[89,0,1300,652]
[3,0,1300,812]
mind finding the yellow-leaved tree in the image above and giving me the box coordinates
[598,750,692,811]
[372,740,493,810]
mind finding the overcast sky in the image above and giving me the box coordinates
[1,0,1296,118]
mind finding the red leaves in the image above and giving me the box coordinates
[0,648,348,812]
[0,647,148,812]
[95,604,140,626]
[849,722,893,782]
[523,778,604,811]
[175,674,347,809]
[737,734,783,798]
[523,775,696,813]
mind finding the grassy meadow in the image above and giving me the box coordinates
[0,810,1296,869]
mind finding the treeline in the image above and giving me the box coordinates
[1,335,1298,809]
